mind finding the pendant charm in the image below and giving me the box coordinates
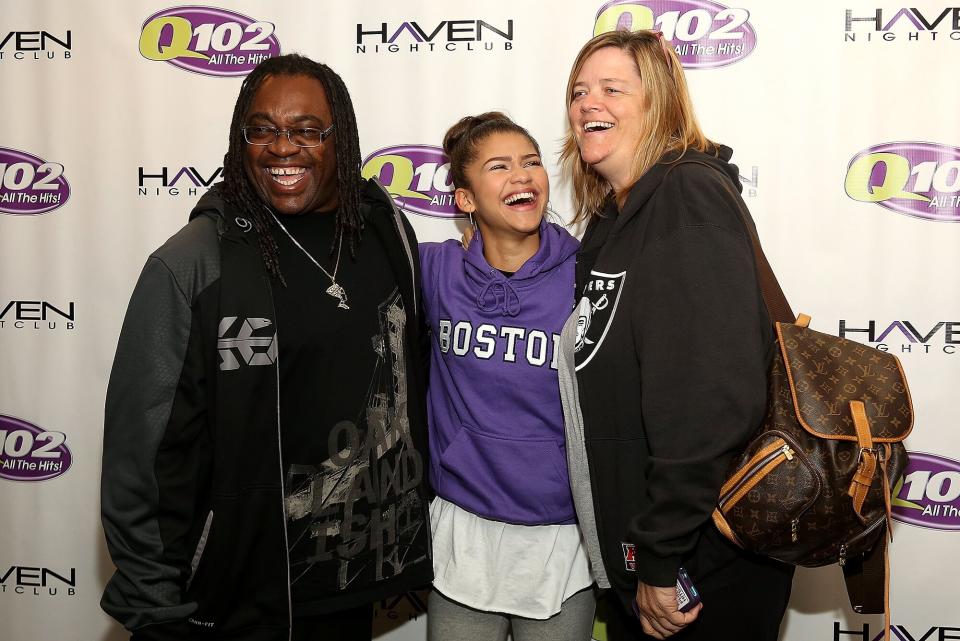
[326,282,350,310]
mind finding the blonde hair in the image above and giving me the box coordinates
[560,30,716,221]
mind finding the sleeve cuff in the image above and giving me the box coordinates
[633,549,683,588]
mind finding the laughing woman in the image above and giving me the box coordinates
[419,112,595,641]
[558,30,794,641]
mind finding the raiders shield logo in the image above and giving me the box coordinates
[574,270,626,371]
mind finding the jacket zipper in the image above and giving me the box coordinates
[265,274,293,641]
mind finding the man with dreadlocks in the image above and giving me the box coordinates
[100,54,433,641]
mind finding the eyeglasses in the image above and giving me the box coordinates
[242,123,335,148]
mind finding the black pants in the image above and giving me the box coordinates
[291,604,374,641]
[602,552,794,641]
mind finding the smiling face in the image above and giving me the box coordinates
[455,131,549,244]
[243,74,338,216]
[568,46,647,192]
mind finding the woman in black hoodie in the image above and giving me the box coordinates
[556,29,794,641]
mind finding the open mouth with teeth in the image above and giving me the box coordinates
[503,191,537,207]
[583,121,615,133]
[268,166,307,186]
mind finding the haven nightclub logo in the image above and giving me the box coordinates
[0,29,71,61]
[844,7,960,42]
[139,165,222,197]
[831,622,960,641]
[594,0,757,68]
[0,415,72,482]
[845,143,960,222]
[0,147,70,215]
[361,146,460,218]
[838,319,958,355]
[139,6,280,76]
[0,300,75,332]
[0,565,77,599]
[892,451,960,531]
[355,18,514,54]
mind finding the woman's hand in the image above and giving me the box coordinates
[635,581,702,639]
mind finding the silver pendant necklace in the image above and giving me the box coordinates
[268,208,350,310]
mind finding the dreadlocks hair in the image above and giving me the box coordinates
[218,53,364,285]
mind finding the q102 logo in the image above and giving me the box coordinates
[845,142,960,222]
[593,0,756,68]
[361,145,460,218]
[0,415,72,482]
[139,6,281,77]
[0,147,70,216]
[892,452,960,531]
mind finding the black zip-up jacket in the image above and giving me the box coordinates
[569,147,774,601]
[100,179,432,641]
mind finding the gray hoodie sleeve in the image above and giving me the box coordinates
[101,216,219,636]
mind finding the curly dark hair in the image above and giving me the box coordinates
[218,53,363,284]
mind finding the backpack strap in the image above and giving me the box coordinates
[843,532,890,640]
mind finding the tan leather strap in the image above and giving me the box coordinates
[848,400,877,518]
[711,509,744,548]
[884,530,891,641]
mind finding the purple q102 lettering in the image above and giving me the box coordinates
[139,6,281,77]
[594,0,757,69]
[0,147,70,215]
[845,142,960,222]
[361,145,461,219]
[892,452,960,530]
[0,415,72,482]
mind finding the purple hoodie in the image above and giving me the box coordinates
[420,219,580,525]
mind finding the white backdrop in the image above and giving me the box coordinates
[1,2,958,640]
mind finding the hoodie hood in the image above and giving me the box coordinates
[189,188,227,222]
[464,218,580,317]
[612,144,740,235]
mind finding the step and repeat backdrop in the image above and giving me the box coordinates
[1,1,958,640]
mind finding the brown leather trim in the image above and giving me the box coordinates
[795,313,811,328]
[724,455,786,512]
[849,451,876,517]
[711,509,744,548]
[848,401,877,517]
[850,401,873,451]
[776,323,911,443]
[718,438,785,497]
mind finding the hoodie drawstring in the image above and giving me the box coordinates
[476,278,521,317]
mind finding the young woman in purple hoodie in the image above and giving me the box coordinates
[418,113,595,640]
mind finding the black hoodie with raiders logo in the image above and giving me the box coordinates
[559,145,780,603]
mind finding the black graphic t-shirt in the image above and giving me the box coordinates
[271,211,426,615]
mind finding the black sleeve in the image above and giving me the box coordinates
[100,256,201,637]
[629,173,771,586]
[101,217,219,639]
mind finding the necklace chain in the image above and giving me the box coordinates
[267,208,350,310]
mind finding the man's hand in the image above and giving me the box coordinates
[635,581,702,639]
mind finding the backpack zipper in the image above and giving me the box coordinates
[718,440,795,511]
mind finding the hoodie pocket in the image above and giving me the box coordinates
[437,424,575,525]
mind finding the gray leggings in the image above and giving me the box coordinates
[427,587,596,641]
